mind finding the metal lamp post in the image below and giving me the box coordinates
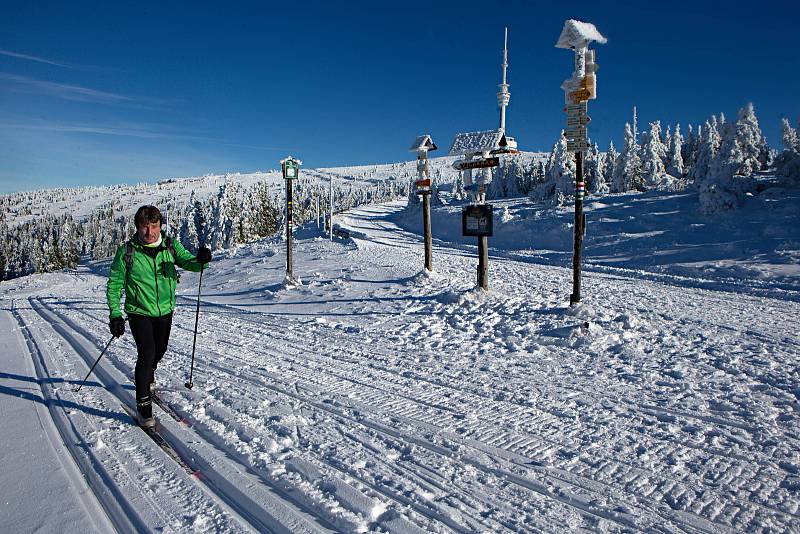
[280,156,301,282]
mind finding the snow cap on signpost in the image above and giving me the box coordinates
[557,19,605,101]
[409,135,437,153]
[448,129,510,157]
[411,134,437,191]
[555,19,607,50]
[557,20,605,153]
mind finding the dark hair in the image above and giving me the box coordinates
[134,205,163,228]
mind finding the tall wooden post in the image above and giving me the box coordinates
[557,18,605,306]
[410,135,438,272]
[422,191,432,271]
[570,151,584,305]
[477,235,488,289]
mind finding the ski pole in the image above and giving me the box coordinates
[185,265,204,390]
[74,335,116,392]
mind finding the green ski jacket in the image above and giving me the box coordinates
[107,233,206,319]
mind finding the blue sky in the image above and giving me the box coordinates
[1,1,798,193]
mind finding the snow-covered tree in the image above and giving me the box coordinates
[488,157,523,199]
[682,124,697,173]
[451,170,465,200]
[667,124,685,179]
[776,118,800,182]
[699,107,761,213]
[689,120,720,186]
[586,143,608,195]
[612,123,642,192]
[207,182,241,251]
[0,219,7,280]
[733,103,768,176]
[406,174,421,209]
[180,191,205,252]
[641,121,669,189]
[605,140,618,189]
[532,132,575,205]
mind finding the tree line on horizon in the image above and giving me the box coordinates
[450,104,799,214]
[0,176,407,281]
[2,104,799,281]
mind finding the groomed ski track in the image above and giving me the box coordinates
[1,201,798,532]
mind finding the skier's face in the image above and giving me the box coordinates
[137,220,161,244]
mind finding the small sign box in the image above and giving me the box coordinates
[456,157,500,171]
[462,204,493,237]
[415,178,431,188]
[281,157,300,180]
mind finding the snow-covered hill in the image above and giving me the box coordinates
[2,154,534,226]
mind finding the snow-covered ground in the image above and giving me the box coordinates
[1,191,799,532]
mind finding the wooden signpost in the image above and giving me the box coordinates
[454,157,500,171]
[462,204,493,290]
[410,135,437,271]
[556,19,605,306]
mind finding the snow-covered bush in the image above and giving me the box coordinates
[697,105,766,213]
[586,143,608,195]
[612,123,642,192]
[641,121,670,190]
[666,124,685,181]
[776,118,800,183]
[531,133,575,205]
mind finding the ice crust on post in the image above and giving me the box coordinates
[555,19,607,49]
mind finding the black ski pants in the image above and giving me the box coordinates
[128,312,173,407]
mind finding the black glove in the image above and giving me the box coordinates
[196,247,212,264]
[109,317,125,337]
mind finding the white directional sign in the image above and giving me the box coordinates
[567,115,591,127]
[566,127,587,139]
[564,103,588,114]
[567,140,590,152]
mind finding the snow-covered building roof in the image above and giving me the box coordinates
[409,135,437,152]
[449,129,505,156]
[555,19,606,49]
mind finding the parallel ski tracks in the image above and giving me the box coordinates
[9,300,148,534]
[187,309,798,532]
[190,351,590,532]
[37,294,798,532]
[37,297,622,531]
[162,320,708,531]
[27,297,336,534]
